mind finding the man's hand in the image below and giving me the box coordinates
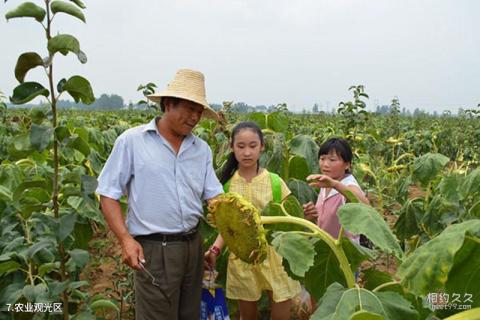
[120,236,145,271]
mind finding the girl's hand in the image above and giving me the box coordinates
[303,201,318,221]
[204,245,221,270]
[204,251,217,270]
[307,174,338,189]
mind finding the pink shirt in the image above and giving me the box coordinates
[315,174,362,242]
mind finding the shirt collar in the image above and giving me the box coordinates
[142,116,160,133]
[143,116,196,151]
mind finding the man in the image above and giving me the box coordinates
[96,69,223,319]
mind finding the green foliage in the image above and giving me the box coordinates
[62,76,95,104]
[14,52,44,83]
[397,220,480,297]
[51,0,86,22]
[5,2,46,22]
[10,82,49,104]
[412,153,450,186]
[338,203,403,259]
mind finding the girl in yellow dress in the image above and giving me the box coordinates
[205,122,301,320]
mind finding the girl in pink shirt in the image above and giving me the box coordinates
[302,138,370,242]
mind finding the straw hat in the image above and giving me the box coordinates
[147,69,218,120]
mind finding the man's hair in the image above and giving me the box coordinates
[160,97,182,112]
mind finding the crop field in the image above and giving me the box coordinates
[1,0,480,319]
[1,103,479,319]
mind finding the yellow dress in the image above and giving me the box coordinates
[226,169,302,302]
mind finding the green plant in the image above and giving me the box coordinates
[1,0,107,318]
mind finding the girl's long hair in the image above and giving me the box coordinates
[219,121,264,185]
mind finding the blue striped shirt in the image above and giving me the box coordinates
[96,117,223,236]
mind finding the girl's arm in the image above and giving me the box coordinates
[332,181,370,205]
[307,174,370,205]
[204,234,225,270]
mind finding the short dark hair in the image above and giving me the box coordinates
[160,97,182,112]
[318,138,353,172]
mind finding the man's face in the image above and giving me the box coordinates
[165,99,204,136]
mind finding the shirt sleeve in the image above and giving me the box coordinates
[95,133,133,200]
[202,145,224,200]
[280,177,292,200]
[343,175,365,195]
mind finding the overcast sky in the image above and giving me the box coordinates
[1,0,479,112]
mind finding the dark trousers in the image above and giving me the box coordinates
[134,231,203,320]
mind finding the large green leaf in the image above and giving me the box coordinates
[311,283,388,320]
[412,153,449,186]
[282,195,305,219]
[349,311,384,320]
[267,111,288,133]
[445,236,480,309]
[397,220,480,296]
[288,155,309,180]
[62,76,95,104]
[13,179,47,201]
[305,240,347,301]
[289,134,319,173]
[287,178,317,204]
[247,112,267,129]
[73,221,93,249]
[461,168,480,199]
[67,249,89,269]
[310,282,345,318]
[30,124,53,152]
[362,268,395,292]
[47,34,87,63]
[271,232,315,277]
[262,196,304,233]
[338,203,403,259]
[29,107,48,124]
[14,52,44,83]
[438,174,462,203]
[421,195,460,236]
[0,260,21,276]
[27,239,54,259]
[90,299,119,312]
[81,174,97,201]
[260,133,287,179]
[340,237,374,273]
[10,82,49,105]
[57,213,77,242]
[67,136,90,156]
[5,2,46,22]
[70,0,86,9]
[374,291,419,320]
[51,0,85,22]
[442,308,480,320]
[22,284,49,303]
[394,198,423,241]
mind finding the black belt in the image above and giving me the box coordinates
[135,227,198,243]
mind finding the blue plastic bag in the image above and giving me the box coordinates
[200,287,230,320]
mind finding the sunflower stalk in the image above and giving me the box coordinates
[260,215,356,288]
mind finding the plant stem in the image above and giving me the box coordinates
[260,216,356,288]
[372,281,400,292]
[45,0,69,317]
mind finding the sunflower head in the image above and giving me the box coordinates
[208,192,268,264]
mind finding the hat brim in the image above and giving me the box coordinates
[147,92,218,121]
